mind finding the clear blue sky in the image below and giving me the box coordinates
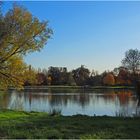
[3,1,140,73]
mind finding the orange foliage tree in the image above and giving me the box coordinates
[116,69,132,85]
[103,73,115,86]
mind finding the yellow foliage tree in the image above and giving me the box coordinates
[47,76,52,86]
[23,66,38,86]
[0,56,26,89]
[0,4,52,89]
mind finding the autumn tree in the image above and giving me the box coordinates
[0,56,26,89]
[0,4,52,89]
[103,73,115,86]
[47,76,52,86]
[24,65,37,86]
[115,68,132,85]
[122,49,140,74]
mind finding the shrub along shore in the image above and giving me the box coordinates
[0,109,140,139]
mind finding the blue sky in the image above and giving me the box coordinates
[3,1,140,73]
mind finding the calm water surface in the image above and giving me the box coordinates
[0,88,140,116]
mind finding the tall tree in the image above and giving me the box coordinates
[116,68,131,86]
[122,49,140,74]
[72,65,90,86]
[0,4,52,89]
[48,67,61,85]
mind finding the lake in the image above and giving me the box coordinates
[0,88,140,116]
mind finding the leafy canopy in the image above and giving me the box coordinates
[0,4,52,89]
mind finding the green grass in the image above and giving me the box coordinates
[0,110,140,139]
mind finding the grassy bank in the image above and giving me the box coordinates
[0,110,140,139]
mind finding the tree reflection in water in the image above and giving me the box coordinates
[0,88,139,116]
[0,92,9,109]
[8,91,24,111]
[136,96,140,116]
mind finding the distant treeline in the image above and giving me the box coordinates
[24,65,140,86]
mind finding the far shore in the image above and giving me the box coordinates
[0,85,135,92]
[23,85,135,90]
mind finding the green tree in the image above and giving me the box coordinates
[67,72,76,86]
[47,67,68,85]
[72,65,90,86]
[48,67,61,85]
[0,4,52,89]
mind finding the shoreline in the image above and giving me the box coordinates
[23,85,135,90]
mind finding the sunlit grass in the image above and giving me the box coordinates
[0,110,140,139]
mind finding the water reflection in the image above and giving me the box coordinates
[0,89,140,116]
[0,93,9,109]
[135,96,140,116]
